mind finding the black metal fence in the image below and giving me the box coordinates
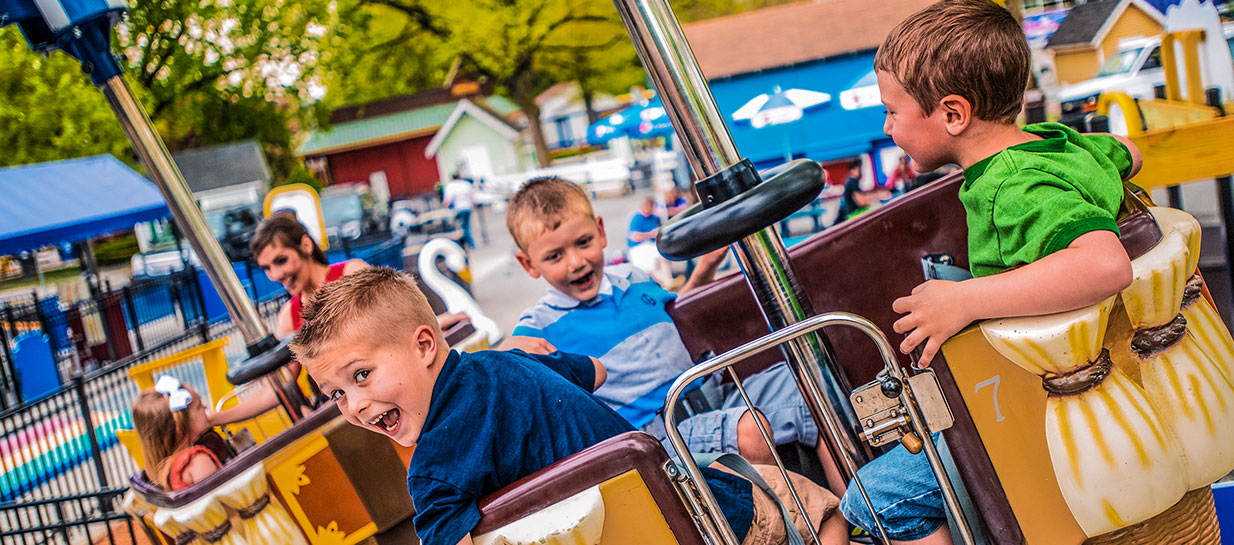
[1,489,141,545]
[0,270,213,411]
[0,297,284,545]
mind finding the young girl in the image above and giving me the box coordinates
[132,377,232,490]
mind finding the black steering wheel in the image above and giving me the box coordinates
[226,336,294,385]
[657,159,824,260]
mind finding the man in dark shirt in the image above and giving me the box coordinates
[837,159,890,222]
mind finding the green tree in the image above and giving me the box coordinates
[351,0,632,166]
[0,0,339,178]
[0,32,132,168]
[545,12,644,125]
[117,0,340,177]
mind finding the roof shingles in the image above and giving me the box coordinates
[682,0,935,80]
[1046,0,1121,48]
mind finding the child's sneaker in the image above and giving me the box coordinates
[849,526,877,544]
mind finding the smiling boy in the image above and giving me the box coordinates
[292,267,846,545]
[502,177,828,473]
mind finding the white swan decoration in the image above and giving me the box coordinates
[418,238,503,346]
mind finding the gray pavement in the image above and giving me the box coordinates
[467,190,649,336]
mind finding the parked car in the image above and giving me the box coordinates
[1057,24,1234,129]
[320,184,389,242]
[1057,37,1164,128]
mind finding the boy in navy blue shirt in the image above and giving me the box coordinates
[292,268,845,545]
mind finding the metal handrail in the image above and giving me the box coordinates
[664,312,978,545]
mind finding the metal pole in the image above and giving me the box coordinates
[611,0,869,489]
[74,376,110,492]
[98,76,268,346]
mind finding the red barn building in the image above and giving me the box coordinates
[298,82,521,199]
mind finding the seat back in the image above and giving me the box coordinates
[475,432,706,545]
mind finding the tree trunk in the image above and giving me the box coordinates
[513,94,552,167]
[582,88,599,125]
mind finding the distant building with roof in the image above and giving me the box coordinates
[535,82,625,150]
[1046,0,1165,85]
[172,140,272,212]
[297,75,524,198]
[682,0,934,183]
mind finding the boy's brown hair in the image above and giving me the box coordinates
[291,267,443,361]
[505,177,595,250]
[876,0,1030,124]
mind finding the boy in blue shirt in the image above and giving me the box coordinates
[292,267,846,545]
[841,1,1143,543]
[502,177,827,473]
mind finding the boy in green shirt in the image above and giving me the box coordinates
[839,1,1144,542]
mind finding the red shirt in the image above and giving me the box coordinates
[289,262,348,331]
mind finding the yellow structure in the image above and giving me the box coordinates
[1046,0,1165,85]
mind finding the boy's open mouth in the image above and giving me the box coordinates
[569,270,595,290]
[368,408,401,434]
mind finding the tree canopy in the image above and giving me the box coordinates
[0,0,339,181]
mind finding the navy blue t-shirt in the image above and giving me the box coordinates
[407,349,753,544]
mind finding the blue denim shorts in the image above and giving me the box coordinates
[839,435,946,541]
[641,361,819,456]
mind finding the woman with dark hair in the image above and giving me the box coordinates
[250,211,368,337]
[207,211,368,425]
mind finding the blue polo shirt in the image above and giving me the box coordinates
[628,211,662,248]
[407,349,753,545]
[512,264,698,429]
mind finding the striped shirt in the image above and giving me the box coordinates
[512,264,696,428]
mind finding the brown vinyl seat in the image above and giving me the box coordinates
[475,431,706,545]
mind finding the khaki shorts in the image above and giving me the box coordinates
[713,464,840,545]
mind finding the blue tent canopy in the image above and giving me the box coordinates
[0,155,170,255]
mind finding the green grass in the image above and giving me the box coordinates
[0,266,83,291]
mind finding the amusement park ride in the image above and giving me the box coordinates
[4,0,1234,544]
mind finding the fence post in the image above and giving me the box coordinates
[94,289,119,364]
[31,290,52,350]
[122,285,145,352]
[4,304,23,405]
[0,305,14,410]
[189,270,210,343]
[73,375,111,503]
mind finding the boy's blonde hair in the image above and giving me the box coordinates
[876,0,1030,124]
[291,267,443,361]
[506,177,595,250]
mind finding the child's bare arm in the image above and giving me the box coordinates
[894,230,1132,367]
[591,356,607,389]
[1107,134,1143,180]
[456,534,474,545]
[680,247,729,294]
[180,451,221,487]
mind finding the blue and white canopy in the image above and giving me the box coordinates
[0,155,169,255]
[731,87,831,128]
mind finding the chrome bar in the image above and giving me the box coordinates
[100,76,269,345]
[665,313,978,545]
[727,367,821,545]
[612,0,869,494]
